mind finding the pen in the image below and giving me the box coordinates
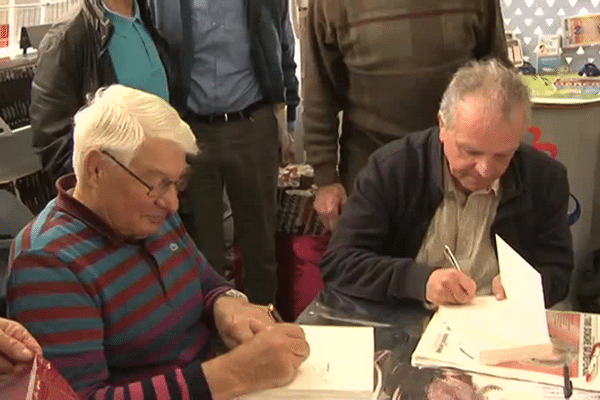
[443,245,463,273]
[267,303,284,323]
[564,363,573,399]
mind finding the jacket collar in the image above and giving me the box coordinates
[83,0,115,49]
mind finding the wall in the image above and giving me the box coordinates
[501,0,600,73]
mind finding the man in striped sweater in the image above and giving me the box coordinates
[6,85,309,400]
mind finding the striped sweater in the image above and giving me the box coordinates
[7,175,231,399]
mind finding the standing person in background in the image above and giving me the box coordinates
[30,0,171,183]
[303,0,510,231]
[147,0,299,304]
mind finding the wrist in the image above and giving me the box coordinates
[202,351,249,400]
[219,289,248,302]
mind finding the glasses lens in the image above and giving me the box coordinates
[149,174,190,199]
[176,170,191,193]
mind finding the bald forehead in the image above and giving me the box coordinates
[453,94,527,131]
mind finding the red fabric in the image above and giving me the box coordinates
[1,355,79,400]
[275,234,328,321]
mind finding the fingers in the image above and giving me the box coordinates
[0,320,39,364]
[426,268,477,305]
[267,324,310,367]
[492,275,506,300]
[314,184,347,231]
[0,355,15,375]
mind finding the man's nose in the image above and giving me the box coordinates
[156,185,179,212]
[475,158,495,178]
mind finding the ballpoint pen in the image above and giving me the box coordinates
[267,303,284,323]
[564,363,573,399]
[443,245,463,273]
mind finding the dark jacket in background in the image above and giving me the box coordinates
[30,0,171,182]
[321,127,574,308]
[145,0,300,122]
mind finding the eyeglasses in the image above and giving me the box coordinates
[101,150,190,199]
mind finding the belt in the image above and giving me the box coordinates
[190,99,269,124]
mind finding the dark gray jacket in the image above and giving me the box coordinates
[30,0,171,182]
[146,0,299,121]
[322,127,574,308]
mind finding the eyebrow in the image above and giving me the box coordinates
[144,165,191,180]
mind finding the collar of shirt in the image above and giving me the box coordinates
[103,0,142,37]
[55,174,148,247]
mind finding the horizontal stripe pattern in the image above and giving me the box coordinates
[8,188,227,399]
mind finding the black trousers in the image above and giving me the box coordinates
[185,104,278,305]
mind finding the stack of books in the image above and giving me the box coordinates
[277,165,324,235]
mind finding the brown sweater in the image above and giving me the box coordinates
[302,0,510,186]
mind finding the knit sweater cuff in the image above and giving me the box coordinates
[313,164,339,187]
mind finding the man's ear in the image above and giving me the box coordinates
[82,149,105,189]
[438,113,447,143]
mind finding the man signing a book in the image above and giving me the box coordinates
[6,86,310,400]
[321,59,573,308]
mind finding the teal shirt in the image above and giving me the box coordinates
[105,2,169,101]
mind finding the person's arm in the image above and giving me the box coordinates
[279,0,300,124]
[7,250,213,400]
[302,0,347,187]
[533,163,574,307]
[30,24,87,181]
[320,156,438,304]
[475,0,510,65]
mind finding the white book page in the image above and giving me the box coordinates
[435,237,550,362]
[287,325,374,392]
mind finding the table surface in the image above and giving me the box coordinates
[297,288,600,400]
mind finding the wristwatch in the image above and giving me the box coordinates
[220,289,249,302]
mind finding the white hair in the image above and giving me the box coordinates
[72,85,198,178]
[439,59,531,129]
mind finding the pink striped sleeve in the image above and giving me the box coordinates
[128,382,144,400]
[112,386,125,400]
[151,375,170,399]
[175,369,191,400]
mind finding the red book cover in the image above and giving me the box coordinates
[0,355,79,399]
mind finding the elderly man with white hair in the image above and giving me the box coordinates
[6,85,309,400]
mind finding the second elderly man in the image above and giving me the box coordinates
[7,86,309,400]
[321,59,574,308]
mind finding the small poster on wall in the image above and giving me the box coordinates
[536,35,561,74]
[563,13,600,48]
[506,32,524,67]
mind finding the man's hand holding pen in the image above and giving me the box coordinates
[426,246,477,305]
[426,268,477,305]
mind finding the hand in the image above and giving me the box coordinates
[281,129,295,165]
[202,324,310,399]
[213,296,275,349]
[492,275,506,300]
[425,268,477,305]
[314,183,347,231]
[0,318,42,376]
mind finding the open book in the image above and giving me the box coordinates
[239,325,374,399]
[413,235,553,366]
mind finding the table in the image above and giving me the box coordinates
[297,288,600,399]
